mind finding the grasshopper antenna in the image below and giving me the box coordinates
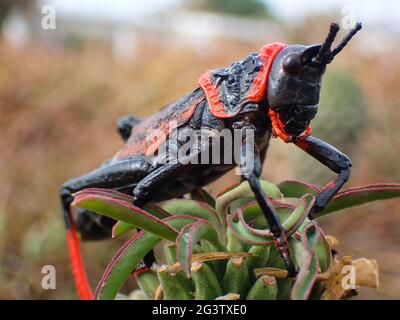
[314,22,340,64]
[328,22,363,63]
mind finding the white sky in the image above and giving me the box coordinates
[46,0,400,31]
[269,0,400,26]
[47,0,178,22]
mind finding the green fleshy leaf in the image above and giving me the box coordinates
[144,203,171,219]
[216,180,282,240]
[318,183,400,217]
[245,195,313,236]
[278,180,320,198]
[76,188,134,202]
[223,256,250,298]
[227,214,274,245]
[112,203,171,238]
[162,199,222,236]
[112,221,136,238]
[164,243,177,265]
[227,227,243,252]
[157,266,194,300]
[290,223,321,300]
[199,240,227,280]
[247,275,277,300]
[227,194,313,245]
[246,245,271,277]
[95,216,198,300]
[177,220,225,276]
[244,202,295,229]
[263,246,292,300]
[135,269,159,299]
[73,188,177,241]
[314,231,332,273]
[191,262,223,300]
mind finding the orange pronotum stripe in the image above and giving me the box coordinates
[66,225,93,300]
[245,42,287,102]
[199,42,287,119]
[198,70,228,118]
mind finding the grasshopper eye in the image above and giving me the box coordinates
[282,52,302,76]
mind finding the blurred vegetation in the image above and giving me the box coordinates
[0,6,400,300]
[189,0,272,18]
[0,0,33,27]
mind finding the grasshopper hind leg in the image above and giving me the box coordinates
[59,156,153,298]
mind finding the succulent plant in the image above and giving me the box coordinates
[72,180,400,300]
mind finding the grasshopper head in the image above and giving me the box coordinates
[267,22,362,136]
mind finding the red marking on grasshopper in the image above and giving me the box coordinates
[133,267,151,277]
[246,42,287,101]
[269,109,312,143]
[199,42,287,119]
[116,99,202,159]
[198,70,228,118]
[66,224,93,300]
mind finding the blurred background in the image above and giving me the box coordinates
[0,0,399,299]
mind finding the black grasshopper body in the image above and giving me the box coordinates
[60,23,362,294]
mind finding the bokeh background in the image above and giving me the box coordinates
[1,0,400,299]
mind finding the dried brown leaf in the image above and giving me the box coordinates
[321,256,379,300]
[353,258,379,288]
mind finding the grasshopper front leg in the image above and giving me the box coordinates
[238,124,297,277]
[293,135,351,219]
